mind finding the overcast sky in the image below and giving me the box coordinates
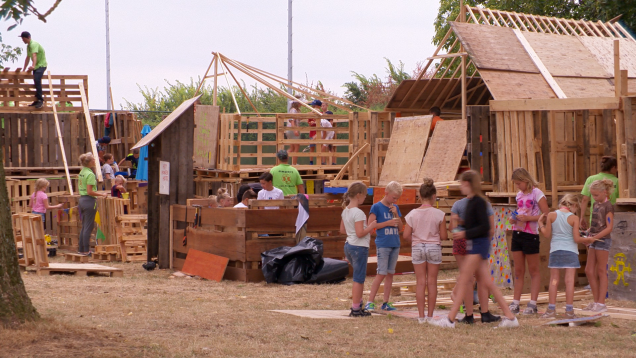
[4,0,440,109]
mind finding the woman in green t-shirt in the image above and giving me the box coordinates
[580,156,619,230]
[78,153,107,255]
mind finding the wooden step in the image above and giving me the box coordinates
[64,253,89,263]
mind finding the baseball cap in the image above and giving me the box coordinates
[276,149,289,160]
[309,99,322,107]
[98,136,111,144]
[19,31,31,38]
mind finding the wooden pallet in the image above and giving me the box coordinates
[92,252,118,261]
[64,253,89,263]
[36,263,123,277]
[12,213,49,268]
[116,215,148,262]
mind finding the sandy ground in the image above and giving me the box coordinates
[2,256,636,358]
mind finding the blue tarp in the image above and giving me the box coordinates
[135,125,151,181]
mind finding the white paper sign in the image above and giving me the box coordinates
[159,161,170,195]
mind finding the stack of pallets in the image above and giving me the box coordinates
[115,215,147,262]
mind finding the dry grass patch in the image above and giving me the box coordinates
[2,256,636,357]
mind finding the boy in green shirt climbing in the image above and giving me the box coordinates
[20,31,47,109]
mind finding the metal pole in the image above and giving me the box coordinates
[287,0,293,95]
[105,0,112,110]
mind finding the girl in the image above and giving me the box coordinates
[29,178,63,227]
[339,182,377,317]
[78,152,108,256]
[584,179,615,313]
[580,156,618,230]
[286,101,301,165]
[216,188,234,208]
[430,171,519,328]
[538,194,595,319]
[111,175,127,198]
[207,195,219,208]
[234,189,257,208]
[403,178,446,323]
[509,168,549,315]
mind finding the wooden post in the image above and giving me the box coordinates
[624,97,636,197]
[351,112,360,180]
[614,40,628,197]
[47,71,73,195]
[78,82,103,182]
[460,1,467,120]
[614,40,622,97]
[369,112,379,186]
[213,54,218,106]
[548,111,558,207]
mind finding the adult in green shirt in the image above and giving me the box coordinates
[270,150,305,196]
[580,156,619,229]
[78,153,107,255]
[20,31,47,109]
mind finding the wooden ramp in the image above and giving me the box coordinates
[36,263,123,277]
[418,120,468,183]
[378,116,432,186]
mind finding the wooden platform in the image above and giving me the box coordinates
[35,263,123,277]
[64,253,89,263]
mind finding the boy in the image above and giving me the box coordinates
[365,181,404,311]
[101,153,120,180]
[118,148,140,177]
[321,111,336,165]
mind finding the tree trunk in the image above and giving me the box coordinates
[0,147,39,327]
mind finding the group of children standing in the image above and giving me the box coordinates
[340,163,617,328]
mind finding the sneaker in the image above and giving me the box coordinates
[480,311,501,323]
[497,317,520,328]
[565,310,577,319]
[582,302,596,311]
[590,303,607,313]
[365,302,376,311]
[522,305,538,315]
[418,316,429,324]
[458,314,475,324]
[428,317,455,328]
[381,302,397,311]
[540,308,556,319]
[35,101,43,109]
[349,308,372,317]
[509,302,520,314]
[29,101,38,106]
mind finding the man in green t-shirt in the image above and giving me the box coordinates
[20,31,47,109]
[580,168,619,229]
[270,150,304,196]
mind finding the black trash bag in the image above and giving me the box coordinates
[306,258,349,284]
[261,237,324,284]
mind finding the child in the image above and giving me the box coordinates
[365,181,404,312]
[430,170,519,328]
[207,195,219,208]
[118,148,140,177]
[216,188,234,208]
[403,178,446,323]
[321,112,335,166]
[101,153,119,180]
[234,189,257,208]
[29,178,63,226]
[583,179,615,313]
[111,175,127,198]
[340,182,377,317]
[257,172,284,209]
[509,167,549,315]
[538,194,595,319]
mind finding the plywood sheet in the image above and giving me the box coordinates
[270,310,380,319]
[378,116,432,186]
[181,249,229,282]
[555,77,615,98]
[418,120,467,183]
[450,22,538,73]
[524,32,610,78]
[479,70,556,100]
[193,105,220,169]
[579,37,636,77]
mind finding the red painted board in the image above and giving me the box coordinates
[181,249,229,282]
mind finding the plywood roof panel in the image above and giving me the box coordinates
[555,77,615,98]
[450,22,538,73]
[479,70,556,100]
[579,37,636,78]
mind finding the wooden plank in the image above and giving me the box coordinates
[541,111,552,191]
[489,97,620,112]
[378,116,432,185]
[624,97,636,197]
[469,107,481,173]
[418,120,467,183]
[481,107,491,182]
[549,111,559,207]
[575,111,585,184]
[180,249,229,282]
[524,111,537,179]
[603,109,616,157]
[10,114,18,166]
[503,112,514,191]
[480,70,556,100]
[78,82,102,182]
[193,105,220,169]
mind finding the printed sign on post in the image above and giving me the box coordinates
[159,161,170,195]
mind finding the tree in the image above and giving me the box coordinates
[342,58,412,110]
[0,0,63,327]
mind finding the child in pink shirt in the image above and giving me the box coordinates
[30,178,63,226]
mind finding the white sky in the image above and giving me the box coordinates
[4,0,440,109]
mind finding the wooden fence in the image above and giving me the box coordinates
[0,71,88,112]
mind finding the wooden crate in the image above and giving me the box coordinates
[12,213,49,268]
[116,215,147,262]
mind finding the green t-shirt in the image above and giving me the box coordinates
[581,172,619,224]
[270,163,303,196]
[27,41,47,69]
[78,166,97,196]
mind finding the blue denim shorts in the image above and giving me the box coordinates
[376,247,400,275]
[32,211,46,223]
[345,242,369,284]
[589,238,612,252]
[466,238,490,260]
[412,243,442,265]
[548,250,581,269]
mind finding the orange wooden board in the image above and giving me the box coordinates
[181,249,230,282]
[372,187,417,205]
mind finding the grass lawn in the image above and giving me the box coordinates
[2,257,636,358]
